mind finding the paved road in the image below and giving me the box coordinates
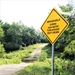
[0,44,47,75]
[31,43,47,58]
[0,62,32,75]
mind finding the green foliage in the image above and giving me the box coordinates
[0,20,47,51]
[0,58,21,65]
[14,58,75,75]
[41,44,52,58]
[38,51,47,61]
[6,22,22,44]
[0,43,42,65]
[14,43,75,75]
[54,3,75,52]
[4,42,20,51]
[0,26,4,38]
[40,32,48,43]
[0,42,5,58]
[14,60,51,75]
[0,21,4,42]
[59,4,73,12]
[64,40,75,55]
[1,22,10,43]
[61,40,75,60]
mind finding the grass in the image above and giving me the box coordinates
[14,58,75,75]
[14,44,75,75]
[0,43,42,65]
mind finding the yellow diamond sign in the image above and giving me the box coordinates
[41,8,69,44]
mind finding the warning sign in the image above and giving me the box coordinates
[41,8,69,44]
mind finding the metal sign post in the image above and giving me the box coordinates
[52,44,54,75]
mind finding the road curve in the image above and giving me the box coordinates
[0,43,47,75]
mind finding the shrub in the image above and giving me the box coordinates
[0,43,42,65]
[62,40,75,60]
[38,51,47,61]
[12,57,22,64]
[4,42,20,51]
[0,58,21,65]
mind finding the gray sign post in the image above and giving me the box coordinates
[52,44,54,75]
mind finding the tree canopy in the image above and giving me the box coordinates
[0,20,48,52]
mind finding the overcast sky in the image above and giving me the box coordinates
[0,0,69,30]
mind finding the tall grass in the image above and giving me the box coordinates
[0,43,42,65]
[14,44,75,75]
[14,58,75,75]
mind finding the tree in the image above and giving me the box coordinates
[59,4,73,12]
[55,3,75,52]
[0,20,48,51]
[21,26,39,46]
[0,20,4,42]
[4,22,22,51]
[21,26,31,46]
[7,22,22,44]
[1,22,10,43]
[39,32,48,43]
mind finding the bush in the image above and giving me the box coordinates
[62,40,75,60]
[3,53,13,59]
[4,42,20,51]
[0,43,42,65]
[0,58,21,65]
[38,51,47,61]
[0,42,5,58]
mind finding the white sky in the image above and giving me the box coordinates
[0,0,69,30]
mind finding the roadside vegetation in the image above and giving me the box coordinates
[0,43,42,65]
[0,16,47,65]
[15,44,75,75]
[14,3,75,75]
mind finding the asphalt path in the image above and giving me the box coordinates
[0,62,32,75]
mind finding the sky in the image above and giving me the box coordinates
[0,0,69,30]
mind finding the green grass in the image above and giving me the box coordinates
[14,58,75,75]
[14,44,75,75]
[0,43,42,65]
